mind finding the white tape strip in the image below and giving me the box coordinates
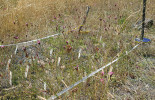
[48,44,140,100]
[0,33,61,47]
[6,59,11,71]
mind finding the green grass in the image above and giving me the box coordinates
[0,0,155,99]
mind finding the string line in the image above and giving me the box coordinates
[48,44,140,100]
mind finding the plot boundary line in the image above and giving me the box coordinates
[0,25,83,47]
[0,33,61,47]
[48,44,140,100]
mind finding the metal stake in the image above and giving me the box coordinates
[135,0,150,43]
[141,0,146,40]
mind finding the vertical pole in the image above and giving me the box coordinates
[78,6,90,33]
[141,0,146,40]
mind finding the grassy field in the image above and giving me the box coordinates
[0,0,155,100]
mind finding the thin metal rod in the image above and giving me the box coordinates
[78,6,90,33]
[141,0,147,40]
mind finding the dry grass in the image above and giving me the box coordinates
[0,0,155,99]
[0,0,154,44]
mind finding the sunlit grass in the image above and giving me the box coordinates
[0,0,154,99]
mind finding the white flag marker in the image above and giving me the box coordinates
[100,36,102,41]
[10,71,12,86]
[43,82,47,97]
[78,48,82,59]
[44,82,46,91]
[57,57,61,66]
[126,51,128,55]
[25,65,29,78]
[50,49,53,57]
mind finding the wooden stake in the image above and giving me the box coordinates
[78,6,90,33]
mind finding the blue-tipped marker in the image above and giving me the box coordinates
[135,38,151,43]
